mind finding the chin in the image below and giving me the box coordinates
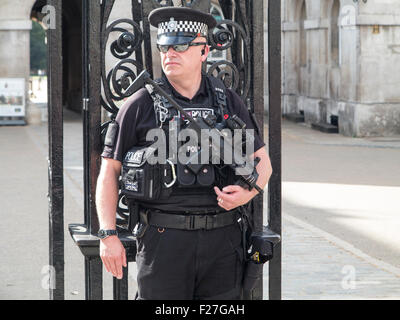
[163,68,182,79]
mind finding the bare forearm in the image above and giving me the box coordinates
[96,158,126,280]
[96,164,120,230]
[252,146,272,195]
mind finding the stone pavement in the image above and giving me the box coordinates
[274,120,400,300]
[1,110,400,300]
[279,215,400,300]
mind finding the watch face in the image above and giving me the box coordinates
[98,230,106,238]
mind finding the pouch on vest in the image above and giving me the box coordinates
[176,163,215,187]
[121,145,172,201]
[196,164,214,186]
[177,163,196,186]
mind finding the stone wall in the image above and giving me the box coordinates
[282,0,400,137]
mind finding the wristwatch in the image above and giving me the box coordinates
[97,229,118,239]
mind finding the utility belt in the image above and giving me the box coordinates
[137,209,239,234]
[130,206,240,238]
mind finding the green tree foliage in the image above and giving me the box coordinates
[30,20,47,74]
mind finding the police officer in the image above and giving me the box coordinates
[96,6,272,300]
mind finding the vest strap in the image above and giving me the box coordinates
[146,75,230,127]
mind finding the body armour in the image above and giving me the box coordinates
[121,75,238,213]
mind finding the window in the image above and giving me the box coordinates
[299,1,307,67]
[331,0,340,66]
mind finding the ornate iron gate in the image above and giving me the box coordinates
[48,0,281,300]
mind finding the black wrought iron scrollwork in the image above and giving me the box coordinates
[209,21,235,50]
[110,59,143,98]
[207,17,251,100]
[110,30,140,60]
[207,60,240,91]
[101,17,144,116]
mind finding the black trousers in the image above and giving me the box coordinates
[135,222,244,300]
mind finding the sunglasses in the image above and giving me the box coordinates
[157,42,207,53]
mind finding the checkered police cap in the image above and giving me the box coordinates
[148,7,217,45]
[157,19,208,37]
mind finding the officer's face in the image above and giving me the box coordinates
[160,37,209,81]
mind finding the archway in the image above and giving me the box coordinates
[31,0,82,114]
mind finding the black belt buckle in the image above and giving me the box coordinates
[190,215,204,230]
[198,214,216,230]
[185,212,237,230]
[205,214,216,230]
[196,215,207,230]
[186,215,195,230]
[186,214,210,230]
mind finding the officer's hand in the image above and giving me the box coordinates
[99,236,127,279]
[214,185,258,210]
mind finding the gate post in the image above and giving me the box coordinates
[82,0,103,300]
[47,0,64,301]
[268,0,282,300]
[248,0,266,301]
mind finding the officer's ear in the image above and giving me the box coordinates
[201,45,209,62]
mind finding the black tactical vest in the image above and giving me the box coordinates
[129,74,236,213]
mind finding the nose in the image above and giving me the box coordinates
[166,46,177,56]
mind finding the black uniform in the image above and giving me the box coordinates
[101,7,265,300]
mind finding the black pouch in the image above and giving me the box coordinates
[177,162,196,186]
[121,146,164,201]
[196,164,214,186]
[242,226,281,292]
[177,162,215,187]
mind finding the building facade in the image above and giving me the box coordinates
[282,0,400,137]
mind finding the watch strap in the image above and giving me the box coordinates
[98,229,118,239]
